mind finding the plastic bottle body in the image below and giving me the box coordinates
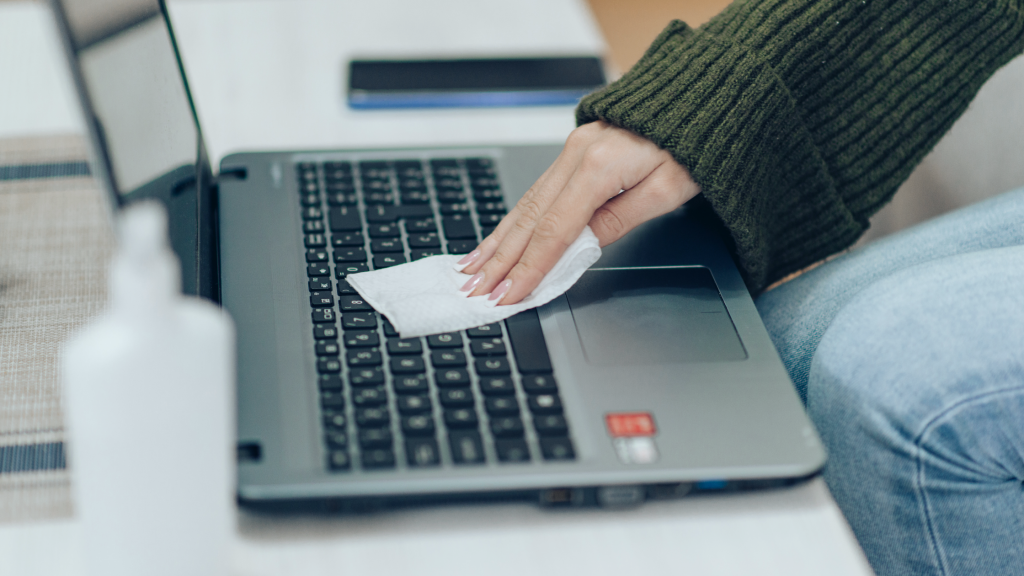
[63,297,235,576]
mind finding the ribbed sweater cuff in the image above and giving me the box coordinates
[577,21,861,291]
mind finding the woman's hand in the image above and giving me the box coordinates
[457,121,701,304]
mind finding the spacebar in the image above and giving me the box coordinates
[504,310,553,373]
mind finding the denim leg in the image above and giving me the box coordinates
[756,187,1024,402]
[810,246,1024,576]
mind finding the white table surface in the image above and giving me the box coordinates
[0,2,873,574]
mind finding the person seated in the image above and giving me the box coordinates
[455,1,1024,574]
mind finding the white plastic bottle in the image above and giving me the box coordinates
[63,202,235,576]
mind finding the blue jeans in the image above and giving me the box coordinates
[756,188,1024,576]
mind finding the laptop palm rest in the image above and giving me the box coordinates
[565,267,747,365]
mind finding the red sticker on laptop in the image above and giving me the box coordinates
[605,413,657,437]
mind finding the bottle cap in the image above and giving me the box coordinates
[109,202,181,317]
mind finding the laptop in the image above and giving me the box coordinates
[50,0,825,509]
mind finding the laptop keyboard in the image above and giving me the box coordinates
[296,157,576,472]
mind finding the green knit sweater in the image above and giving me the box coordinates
[577,0,1024,292]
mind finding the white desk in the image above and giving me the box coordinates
[0,2,873,574]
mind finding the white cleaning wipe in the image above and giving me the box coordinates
[347,227,601,338]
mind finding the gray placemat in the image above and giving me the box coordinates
[0,134,113,522]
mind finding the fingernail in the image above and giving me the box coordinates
[488,279,512,304]
[456,249,481,268]
[459,272,484,293]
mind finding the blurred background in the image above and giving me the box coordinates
[2,0,1022,246]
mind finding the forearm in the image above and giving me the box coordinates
[578,0,1024,292]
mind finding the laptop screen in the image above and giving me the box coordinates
[54,0,200,197]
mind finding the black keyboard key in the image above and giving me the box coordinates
[440,202,470,215]
[371,238,403,253]
[431,350,466,367]
[325,180,355,194]
[362,180,392,194]
[444,408,478,429]
[339,295,372,311]
[436,190,467,204]
[397,395,431,414]
[412,249,442,260]
[317,374,343,390]
[495,439,530,463]
[473,188,504,201]
[346,349,382,367]
[465,157,495,171]
[332,231,364,247]
[470,338,506,356]
[355,407,390,428]
[326,192,358,206]
[343,330,379,348]
[310,291,334,307]
[363,192,395,205]
[447,240,476,254]
[335,263,369,278]
[316,341,341,356]
[476,202,506,214]
[325,430,348,447]
[303,220,326,233]
[324,160,352,174]
[470,177,501,191]
[427,332,463,348]
[373,254,407,268]
[490,416,525,438]
[521,374,558,394]
[312,308,337,323]
[442,215,476,239]
[336,279,357,294]
[505,310,553,373]
[358,427,392,448]
[406,438,441,467]
[484,396,519,415]
[301,207,324,220]
[309,278,332,292]
[361,449,396,469]
[342,312,376,330]
[533,414,569,437]
[328,450,351,471]
[475,357,510,375]
[435,368,471,387]
[407,233,440,248]
[434,178,463,192]
[394,160,423,175]
[314,324,339,340]
[382,318,399,337]
[390,356,426,374]
[365,204,398,223]
[352,387,387,406]
[401,415,436,436]
[528,394,564,415]
[392,373,429,394]
[405,218,437,233]
[467,323,502,338]
[448,431,485,465]
[306,249,329,263]
[481,225,498,239]
[307,263,330,277]
[328,206,361,231]
[349,367,385,387]
[387,338,423,355]
[323,410,347,429]
[305,234,326,248]
[479,377,516,396]
[334,247,367,263]
[400,191,430,204]
[438,388,474,407]
[368,223,401,238]
[478,213,503,227]
[540,437,576,461]
[317,357,342,374]
[398,178,426,191]
[320,390,345,409]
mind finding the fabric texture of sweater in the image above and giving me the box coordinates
[577,0,1024,292]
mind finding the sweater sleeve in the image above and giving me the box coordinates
[577,0,1024,292]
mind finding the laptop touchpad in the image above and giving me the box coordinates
[565,268,747,365]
